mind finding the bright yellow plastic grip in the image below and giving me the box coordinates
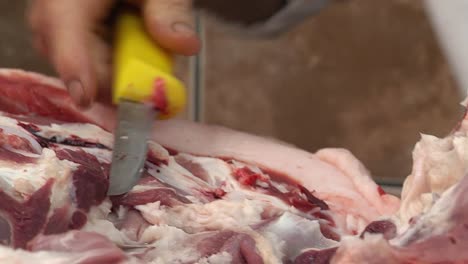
[113,11,187,119]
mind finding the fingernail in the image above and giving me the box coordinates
[67,80,84,106]
[171,22,194,36]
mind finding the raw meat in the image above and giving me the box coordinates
[333,105,468,264]
[0,69,464,263]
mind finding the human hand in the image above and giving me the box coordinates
[27,0,200,108]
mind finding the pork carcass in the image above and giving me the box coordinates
[0,69,464,263]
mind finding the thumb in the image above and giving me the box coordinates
[143,0,201,56]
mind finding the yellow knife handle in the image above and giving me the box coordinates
[113,11,187,119]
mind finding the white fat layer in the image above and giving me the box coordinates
[148,142,169,160]
[130,185,172,193]
[399,133,468,224]
[0,148,75,210]
[136,200,264,233]
[82,200,131,246]
[36,123,113,148]
[0,115,23,128]
[196,252,232,264]
[392,184,457,246]
[132,213,282,264]
[346,214,357,233]
[0,246,73,264]
[138,225,200,263]
[261,212,338,259]
[270,181,289,193]
[134,200,331,263]
[344,214,368,235]
[0,236,140,264]
[0,115,42,153]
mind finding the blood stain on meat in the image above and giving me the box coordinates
[377,186,386,196]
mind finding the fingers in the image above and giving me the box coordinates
[27,0,200,109]
[27,0,114,108]
[143,0,201,56]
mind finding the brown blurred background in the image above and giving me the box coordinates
[0,0,462,186]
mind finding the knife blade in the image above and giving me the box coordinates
[107,10,187,195]
[108,100,157,195]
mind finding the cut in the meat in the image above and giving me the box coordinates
[0,69,464,263]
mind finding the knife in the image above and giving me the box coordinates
[108,11,187,196]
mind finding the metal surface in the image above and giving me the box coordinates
[188,12,206,122]
[108,100,156,195]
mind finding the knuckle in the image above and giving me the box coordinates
[145,0,194,26]
[169,0,193,13]
[151,0,192,14]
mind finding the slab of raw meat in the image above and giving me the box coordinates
[0,69,465,263]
